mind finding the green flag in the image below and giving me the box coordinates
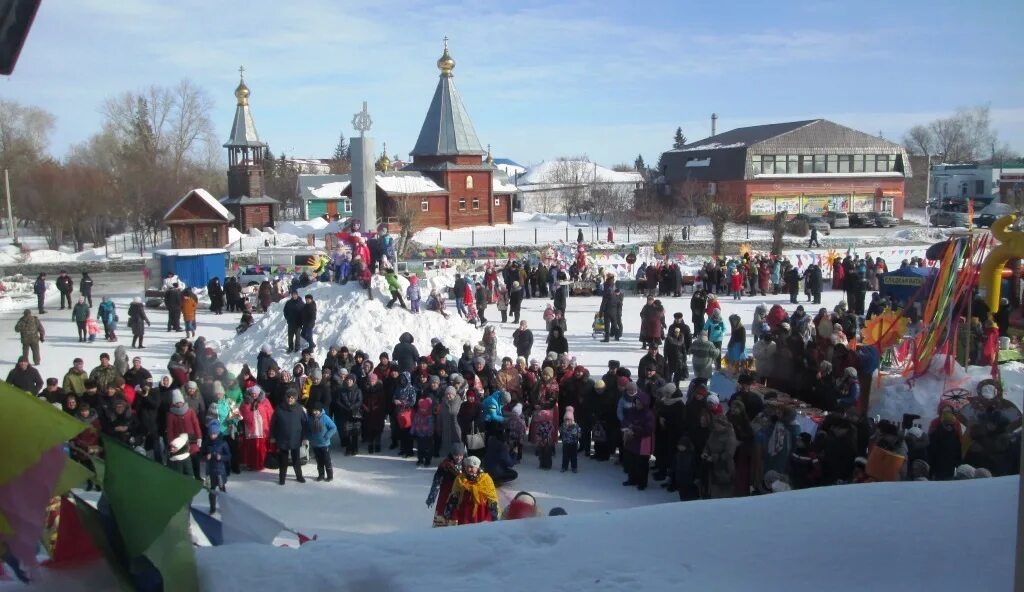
[143,506,199,592]
[0,383,87,486]
[72,496,134,592]
[101,437,201,557]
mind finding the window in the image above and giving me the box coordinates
[838,155,851,173]
[458,199,467,210]
[864,155,876,173]
[852,155,865,173]
[827,155,838,173]
[761,155,774,174]
[774,156,787,174]
[975,180,985,195]
[800,155,813,173]
[787,155,799,174]
[343,200,352,213]
[465,176,474,190]
[420,200,429,212]
[494,197,501,206]
[813,155,826,174]
[472,199,480,210]
[751,155,761,172]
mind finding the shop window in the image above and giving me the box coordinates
[465,176,474,189]
[838,155,851,173]
[787,155,799,174]
[827,155,838,173]
[472,199,480,210]
[458,199,467,210]
[421,200,429,212]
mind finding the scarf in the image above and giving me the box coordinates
[170,404,187,417]
[248,397,266,438]
[455,473,498,509]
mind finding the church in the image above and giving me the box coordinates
[300,42,517,230]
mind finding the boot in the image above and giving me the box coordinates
[208,492,217,514]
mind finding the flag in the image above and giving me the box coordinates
[142,507,198,592]
[218,493,285,544]
[100,436,201,557]
[46,497,100,567]
[189,508,223,546]
[0,446,66,567]
[71,495,133,592]
[0,383,87,486]
[53,458,94,497]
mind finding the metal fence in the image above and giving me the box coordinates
[104,230,170,256]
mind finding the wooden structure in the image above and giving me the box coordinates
[164,188,235,249]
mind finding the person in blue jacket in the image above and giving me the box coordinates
[480,390,511,442]
[702,310,726,370]
[309,403,337,482]
[203,420,232,514]
[837,367,861,411]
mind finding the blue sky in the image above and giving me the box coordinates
[5,0,1023,168]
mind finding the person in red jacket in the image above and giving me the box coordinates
[239,386,275,471]
[165,388,202,478]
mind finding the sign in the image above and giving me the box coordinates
[750,197,775,215]
[852,195,874,213]
[801,196,829,214]
[625,252,637,264]
[776,196,800,214]
[828,195,849,212]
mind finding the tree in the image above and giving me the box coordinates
[673,127,687,150]
[333,132,348,161]
[544,156,593,218]
[589,183,633,225]
[390,196,421,258]
[902,105,998,162]
[770,211,787,256]
[330,132,352,174]
[0,100,55,223]
[634,154,646,175]
[706,201,740,257]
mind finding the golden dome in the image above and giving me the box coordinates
[234,79,250,106]
[437,41,455,76]
[376,143,391,172]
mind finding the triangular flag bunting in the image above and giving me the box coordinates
[0,446,66,567]
[189,508,223,546]
[45,497,101,567]
[53,458,94,497]
[71,495,134,592]
[0,384,87,486]
[219,493,285,544]
[142,506,199,592]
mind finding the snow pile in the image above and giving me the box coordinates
[870,355,1024,427]
[277,218,345,238]
[196,477,1015,592]
[225,226,306,251]
[891,227,953,243]
[211,277,514,369]
[0,275,53,312]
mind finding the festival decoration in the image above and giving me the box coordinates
[862,310,908,350]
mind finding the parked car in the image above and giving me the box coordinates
[789,214,831,236]
[822,211,850,228]
[930,210,970,228]
[973,202,1014,228]
[850,211,899,228]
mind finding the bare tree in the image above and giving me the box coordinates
[902,105,998,162]
[390,196,421,258]
[589,183,633,225]
[770,211,787,256]
[903,124,934,156]
[545,156,592,219]
[706,201,740,257]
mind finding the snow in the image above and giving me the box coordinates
[375,173,446,195]
[208,275,515,371]
[871,355,1024,428]
[0,275,54,312]
[670,141,746,152]
[165,188,234,222]
[276,218,345,238]
[196,477,1016,592]
[153,248,228,257]
[309,180,351,199]
[517,161,643,185]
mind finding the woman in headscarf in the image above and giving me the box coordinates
[238,386,273,471]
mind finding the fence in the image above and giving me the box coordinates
[104,230,170,257]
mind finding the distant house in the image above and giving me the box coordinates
[493,158,526,178]
[164,188,235,249]
[298,174,352,219]
[514,160,643,214]
[659,119,912,218]
[282,158,332,175]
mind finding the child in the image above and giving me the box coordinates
[385,269,407,309]
[309,404,337,482]
[411,397,435,467]
[506,403,527,461]
[560,406,581,473]
[532,409,556,470]
[85,317,100,342]
[203,420,231,514]
[407,275,422,313]
[730,269,743,300]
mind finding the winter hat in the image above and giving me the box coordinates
[473,345,486,355]
[594,379,606,391]
[707,393,720,407]
[854,456,868,468]
[473,356,486,366]
[974,468,992,478]
[207,420,222,435]
[953,464,976,480]
[546,352,557,361]
[168,434,190,462]
[451,374,466,385]
[910,459,931,481]
[451,443,467,457]
[548,507,568,516]
[186,381,198,391]
[512,403,523,416]
[564,406,575,423]
[501,391,512,405]
[429,375,441,385]
[310,368,322,381]
[212,382,225,396]
[844,366,858,378]
[417,398,433,412]
[907,426,924,439]
[261,344,272,354]
[133,297,142,304]
[542,367,554,380]
[657,382,677,398]
[624,382,638,397]
[616,376,629,389]
[171,389,184,405]
[819,361,833,374]
[464,456,481,469]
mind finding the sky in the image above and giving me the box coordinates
[3,0,1023,169]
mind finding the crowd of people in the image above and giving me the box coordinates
[6,250,1020,528]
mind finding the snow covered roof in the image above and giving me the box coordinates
[518,161,643,186]
[310,181,351,200]
[299,172,446,200]
[165,188,235,222]
[153,248,228,256]
[376,172,446,194]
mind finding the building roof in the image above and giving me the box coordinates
[297,172,447,200]
[220,195,281,206]
[518,160,643,186]
[165,188,235,222]
[410,60,485,157]
[223,78,266,149]
[669,120,816,152]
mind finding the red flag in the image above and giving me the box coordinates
[44,498,101,567]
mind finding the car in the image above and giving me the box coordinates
[973,203,1014,228]
[822,211,850,228]
[788,214,830,235]
[929,210,970,228]
[850,211,899,228]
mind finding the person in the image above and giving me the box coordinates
[690,287,708,333]
[239,386,274,471]
[165,389,202,477]
[426,443,465,527]
[6,356,43,395]
[14,309,45,365]
[80,272,94,307]
[808,225,820,248]
[334,374,363,456]
[270,389,308,485]
[98,297,117,342]
[164,283,183,332]
[63,358,88,395]
[508,281,524,324]
[689,332,719,380]
[621,391,655,490]
[546,327,568,355]
[207,277,225,315]
[560,405,581,473]
[411,397,437,467]
[406,274,422,313]
[56,270,74,310]
[785,265,801,304]
[127,297,151,349]
[178,288,197,339]
[725,314,747,368]
[512,321,534,359]
[703,310,726,370]
[475,281,489,325]
[442,456,500,525]
[71,297,91,342]
[928,407,963,480]
[837,367,860,411]
[391,332,420,373]
[453,273,467,318]
[33,273,47,314]
[664,325,689,383]
[203,420,231,513]
[480,389,511,441]
[385,268,407,309]
[308,403,337,481]
[283,291,303,353]
[495,284,509,323]
[600,284,623,342]
[704,404,738,498]
[301,294,317,350]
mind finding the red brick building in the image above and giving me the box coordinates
[660,119,912,218]
[301,43,515,229]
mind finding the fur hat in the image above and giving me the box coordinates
[310,368,322,381]
[844,366,858,378]
[953,464,976,480]
[168,434,190,462]
[563,406,575,423]
[473,356,486,366]
[546,352,557,361]
[261,344,272,354]
[594,379,606,391]
[171,389,184,405]
[657,382,677,398]
[974,467,992,478]
[501,391,512,405]
[186,381,198,391]
[464,456,481,469]
[707,393,720,407]
[512,403,523,416]
[542,367,554,380]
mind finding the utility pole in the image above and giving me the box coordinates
[3,169,15,243]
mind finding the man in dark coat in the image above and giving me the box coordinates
[690,288,707,333]
[803,263,823,305]
[392,332,420,373]
[508,281,524,323]
[784,266,801,304]
[453,274,467,318]
[6,356,43,394]
[475,282,489,324]
[512,321,534,359]
[301,295,317,349]
[56,271,74,310]
[283,291,304,353]
[270,389,308,485]
[164,283,183,332]
[600,286,619,342]
[79,272,94,307]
